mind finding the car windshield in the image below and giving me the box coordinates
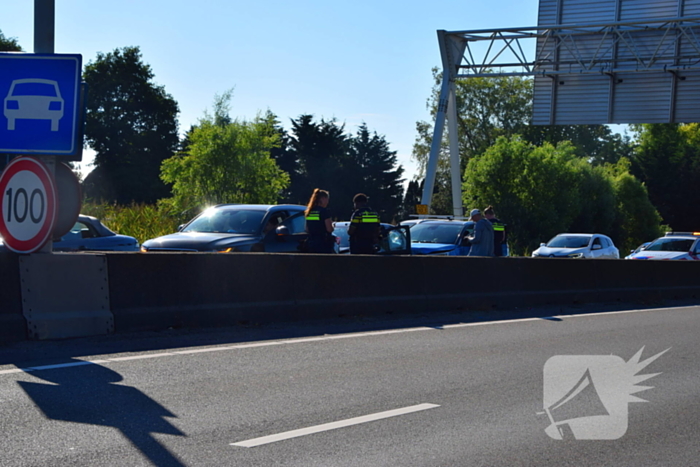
[182,208,266,234]
[644,238,695,252]
[410,223,464,244]
[546,235,592,248]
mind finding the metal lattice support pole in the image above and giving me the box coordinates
[421,76,449,210]
[447,88,462,218]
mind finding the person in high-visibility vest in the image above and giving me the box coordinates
[484,205,507,257]
[304,188,336,253]
[348,193,381,254]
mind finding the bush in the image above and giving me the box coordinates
[80,201,190,244]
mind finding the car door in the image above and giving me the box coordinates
[53,220,97,251]
[263,210,309,253]
[378,225,411,255]
[691,239,700,260]
[590,236,605,258]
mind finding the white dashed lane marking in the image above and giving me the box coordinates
[230,403,441,448]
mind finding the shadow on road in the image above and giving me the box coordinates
[17,359,186,467]
[1,298,697,369]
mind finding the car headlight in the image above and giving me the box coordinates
[140,245,148,252]
[215,247,238,253]
[568,253,584,258]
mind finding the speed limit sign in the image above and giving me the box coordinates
[0,157,57,253]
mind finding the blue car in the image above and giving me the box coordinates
[0,215,140,252]
[402,219,475,256]
[54,215,140,252]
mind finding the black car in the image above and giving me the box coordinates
[141,204,309,253]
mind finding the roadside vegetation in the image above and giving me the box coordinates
[80,202,187,245]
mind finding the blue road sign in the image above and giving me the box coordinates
[0,53,82,155]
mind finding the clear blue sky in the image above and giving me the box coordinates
[2,0,540,181]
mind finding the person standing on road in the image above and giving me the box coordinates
[304,188,335,253]
[484,205,507,257]
[348,193,381,254]
[466,208,495,257]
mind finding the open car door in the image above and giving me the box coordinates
[378,225,411,255]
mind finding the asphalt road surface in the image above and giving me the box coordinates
[1,302,698,466]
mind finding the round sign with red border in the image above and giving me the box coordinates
[0,157,57,253]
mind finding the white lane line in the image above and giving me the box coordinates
[1,305,695,376]
[108,353,176,362]
[231,403,440,448]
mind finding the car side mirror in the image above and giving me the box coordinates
[276,225,290,236]
[592,244,602,250]
[177,224,185,232]
[540,243,546,247]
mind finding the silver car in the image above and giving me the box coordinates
[532,233,619,259]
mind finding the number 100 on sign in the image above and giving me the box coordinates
[0,157,56,253]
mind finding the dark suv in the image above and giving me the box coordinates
[141,204,309,253]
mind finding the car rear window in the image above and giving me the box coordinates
[410,223,464,244]
[645,238,694,252]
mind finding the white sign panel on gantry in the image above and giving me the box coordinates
[533,0,700,124]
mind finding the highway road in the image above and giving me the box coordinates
[0,303,698,466]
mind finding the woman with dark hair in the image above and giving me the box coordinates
[304,188,335,253]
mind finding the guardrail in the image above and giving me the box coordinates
[1,253,699,342]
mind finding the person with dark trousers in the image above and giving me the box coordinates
[304,188,336,253]
[484,205,507,256]
[348,193,380,254]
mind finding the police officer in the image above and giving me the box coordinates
[484,205,507,256]
[348,193,380,254]
[304,188,335,253]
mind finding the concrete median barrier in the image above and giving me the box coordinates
[107,253,299,332]
[0,254,25,343]
[19,255,113,340]
[2,252,699,339]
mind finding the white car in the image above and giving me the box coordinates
[3,78,64,131]
[532,233,619,259]
[626,232,700,260]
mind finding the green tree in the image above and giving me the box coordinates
[160,92,289,217]
[400,179,423,220]
[631,123,700,231]
[284,115,350,207]
[346,124,404,222]
[412,70,633,213]
[606,158,664,253]
[281,116,405,220]
[463,136,662,255]
[463,136,582,255]
[0,29,22,51]
[82,46,179,204]
[0,29,22,171]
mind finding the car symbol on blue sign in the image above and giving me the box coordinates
[0,53,82,155]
